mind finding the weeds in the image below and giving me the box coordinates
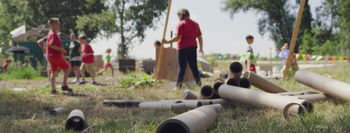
[0,67,42,80]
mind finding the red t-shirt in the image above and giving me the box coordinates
[3,63,8,70]
[46,31,62,58]
[176,18,202,50]
[81,44,94,63]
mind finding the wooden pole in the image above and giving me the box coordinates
[283,0,306,79]
[154,0,172,84]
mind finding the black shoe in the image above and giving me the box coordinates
[61,85,73,92]
[51,90,59,95]
[92,81,97,85]
[79,81,86,85]
[196,80,201,86]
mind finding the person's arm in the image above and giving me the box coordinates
[162,35,182,44]
[49,45,66,54]
[36,39,46,53]
[198,35,204,56]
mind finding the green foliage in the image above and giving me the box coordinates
[120,73,160,89]
[0,67,41,80]
[76,0,168,58]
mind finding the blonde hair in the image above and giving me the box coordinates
[48,18,59,25]
[281,43,289,50]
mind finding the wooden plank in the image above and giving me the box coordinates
[154,0,172,84]
[283,0,306,79]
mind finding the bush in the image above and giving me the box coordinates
[120,73,161,89]
[0,67,40,80]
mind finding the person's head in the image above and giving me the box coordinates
[5,60,12,64]
[177,8,190,20]
[106,48,112,54]
[154,40,161,47]
[246,35,254,45]
[70,33,76,42]
[48,18,60,32]
[78,34,88,44]
[281,43,289,50]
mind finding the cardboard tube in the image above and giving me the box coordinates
[226,78,240,86]
[65,109,86,131]
[295,70,350,101]
[184,89,199,100]
[229,62,243,79]
[157,104,222,133]
[50,107,64,115]
[295,94,328,102]
[243,71,288,93]
[139,100,182,110]
[218,85,313,114]
[103,100,147,107]
[239,77,251,88]
[278,90,319,96]
[172,103,188,114]
[200,85,215,99]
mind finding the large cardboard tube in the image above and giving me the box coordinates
[295,70,350,101]
[139,100,182,110]
[243,71,288,93]
[278,90,319,96]
[295,94,328,102]
[239,77,251,88]
[200,85,215,99]
[229,62,243,79]
[218,85,313,114]
[184,89,199,100]
[65,109,86,131]
[226,78,240,86]
[103,100,147,107]
[157,104,222,133]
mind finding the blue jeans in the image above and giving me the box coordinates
[177,47,200,86]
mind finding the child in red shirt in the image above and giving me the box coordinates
[2,60,12,70]
[46,18,73,94]
[78,34,97,84]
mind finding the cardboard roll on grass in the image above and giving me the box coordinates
[278,90,319,96]
[294,94,328,102]
[157,104,222,133]
[184,89,199,100]
[229,62,243,78]
[239,77,251,88]
[200,85,215,99]
[212,81,224,99]
[243,71,288,93]
[65,109,86,131]
[50,107,64,115]
[226,78,240,86]
[103,100,147,107]
[295,70,350,101]
[139,100,183,110]
[218,85,313,114]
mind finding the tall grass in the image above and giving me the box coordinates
[0,67,41,80]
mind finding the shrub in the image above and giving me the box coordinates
[0,67,40,80]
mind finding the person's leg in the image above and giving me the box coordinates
[110,66,114,77]
[63,67,71,86]
[51,71,57,93]
[187,47,201,85]
[80,63,86,81]
[177,48,188,88]
[86,64,95,82]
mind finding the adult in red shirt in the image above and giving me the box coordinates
[46,18,73,94]
[163,8,204,90]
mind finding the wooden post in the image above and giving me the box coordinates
[154,0,172,84]
[283,0,306,79]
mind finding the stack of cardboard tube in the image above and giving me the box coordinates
[103,62,350,133]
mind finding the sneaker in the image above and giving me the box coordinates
[79,81,86,85]
[72,79,80,83]
[51,90,59,95]
[92,81,97,85]
[45,82,51,87]
[61,85,73,92]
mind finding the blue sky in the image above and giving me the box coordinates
[92,0,323,59]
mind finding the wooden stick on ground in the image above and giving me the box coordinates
[154,0,173,86]
[283,0,306,79]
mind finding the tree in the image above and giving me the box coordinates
[0,0,107,55]
[296,0,313,53]
[223,0,296,49]
[76,0,168,59]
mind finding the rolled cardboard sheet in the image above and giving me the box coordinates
[218,85,313,114]
[226,78,240,86]
[200,85,215,99]
[212,81,224,99]
[229,62,243,78]
[295,94,328,102]
[239,77,251,88]
[172,103,188,114]
[184,89,199,100]
[103,100,147,107]
[243,71,288,93]
[139,100,182,110]
[65,109,86,131]
[295,70,350,101]
[157,104,222,133]
[278,90,319,96]
[50,107,64,115]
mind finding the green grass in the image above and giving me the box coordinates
[0,62,350,132]
[0,67,44,81]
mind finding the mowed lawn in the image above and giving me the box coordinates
[0,62,350,133]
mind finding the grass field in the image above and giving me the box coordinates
[0,62,350,133]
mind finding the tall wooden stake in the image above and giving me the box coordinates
[283,0,306,79]
[154,0,172,85]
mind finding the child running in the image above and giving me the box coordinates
[98,48,114,77]
[78,34,97,84]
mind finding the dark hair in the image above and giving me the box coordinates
[48,18,59,25]
[154,40,161,47]
[5,60,11,63]
[177,8,190,20]
[246,35,254,40]
[78,34,88,40]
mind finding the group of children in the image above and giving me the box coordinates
[39,17,113,94]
